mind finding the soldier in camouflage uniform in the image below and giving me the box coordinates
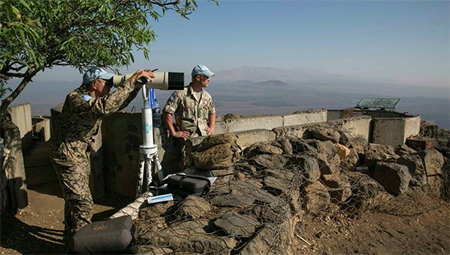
[50,67,155,242]
[162,65,216,171]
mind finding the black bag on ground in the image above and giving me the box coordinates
[167,174,211,197]
[69,215,137,254]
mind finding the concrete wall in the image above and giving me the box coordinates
[371,116,421,146]
[283,110,327,127]
[338,116,372,142]
[215,110,327,134]
[404,116,421,141]
[8,104,33,151]
[102,113,142,198]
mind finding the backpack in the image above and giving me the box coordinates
[69,215,137,254]
[191,133,241,170]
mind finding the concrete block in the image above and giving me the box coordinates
[8,104,33,150]
[235,129,276,150]
[283,110,326,127]
[372,118,406,146]
[405,137,436,151]
[404,116,421,140]
[224,115,283,133]
[33,117,51,141]
[327,110,343,121]
[339,116,371,142]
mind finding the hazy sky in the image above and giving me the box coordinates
[35,0,448,88]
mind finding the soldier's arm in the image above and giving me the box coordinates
[77,70,151,118]
[163,92,189,139]
[207,112,216,136]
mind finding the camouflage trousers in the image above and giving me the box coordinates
[50,141,93,242]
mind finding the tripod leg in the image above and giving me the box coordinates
[144,155,153,193]
[136,154,146,196]
[153,153,164,183]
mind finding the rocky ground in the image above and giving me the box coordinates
[1,121,449,254]
[0,179,448,254]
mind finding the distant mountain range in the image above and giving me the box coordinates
[11,66,450,129]
[213,66,357,83]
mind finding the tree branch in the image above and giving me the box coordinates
[0,67,40,121]
[2,72,26,78]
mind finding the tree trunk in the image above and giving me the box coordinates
[0,113,28,214]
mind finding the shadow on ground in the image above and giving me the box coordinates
[1,212,66,254]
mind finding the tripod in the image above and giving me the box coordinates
[136,84,164,196]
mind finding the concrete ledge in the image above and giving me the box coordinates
[283,110,326,127]
[337,116,371,142]
[224,115,283,133]
[235,129,277,150]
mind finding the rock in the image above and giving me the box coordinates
[244,143,283,158]
[419,149,445,176]
[278,137,293,155]
[233,184,280,206]
[238,226,278,255]
[427,175,443,193]
[346,171,391,212]
[290,138,318,154]
[397,154,427,186]
[263,169,295,182]
[419,121,439,138]
[340,148,360,171]
[252,154,288,170]
[305,139,334,156]
[306,127,341,143]
[335,143,351,159]
[172,195,211,220]
[263,176,292,196]
[213,211,260,237]
[211,193,256,208]
[306,140,338,162]
[395,144,418,156]
[303,182,330,214]
[289,155,321,183]
[139,201,175,220]
[235,162,257,175]
[364,143,399,171]
[321,174,352,203]
[139,246,174,255]
[373,162,411,196]
[315,153,341,175]
[152,220,236,255]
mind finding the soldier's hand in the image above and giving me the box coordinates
[207,126,214,136]
[172,130,190,140]
[130,69,155,87]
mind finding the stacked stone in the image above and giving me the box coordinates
[134,123,447,254]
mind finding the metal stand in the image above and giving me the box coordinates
[136,85,164,196]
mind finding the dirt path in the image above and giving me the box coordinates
[0,183,132,254]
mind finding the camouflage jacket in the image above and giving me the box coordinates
[163,84,215,136]
[52,78,140,147]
